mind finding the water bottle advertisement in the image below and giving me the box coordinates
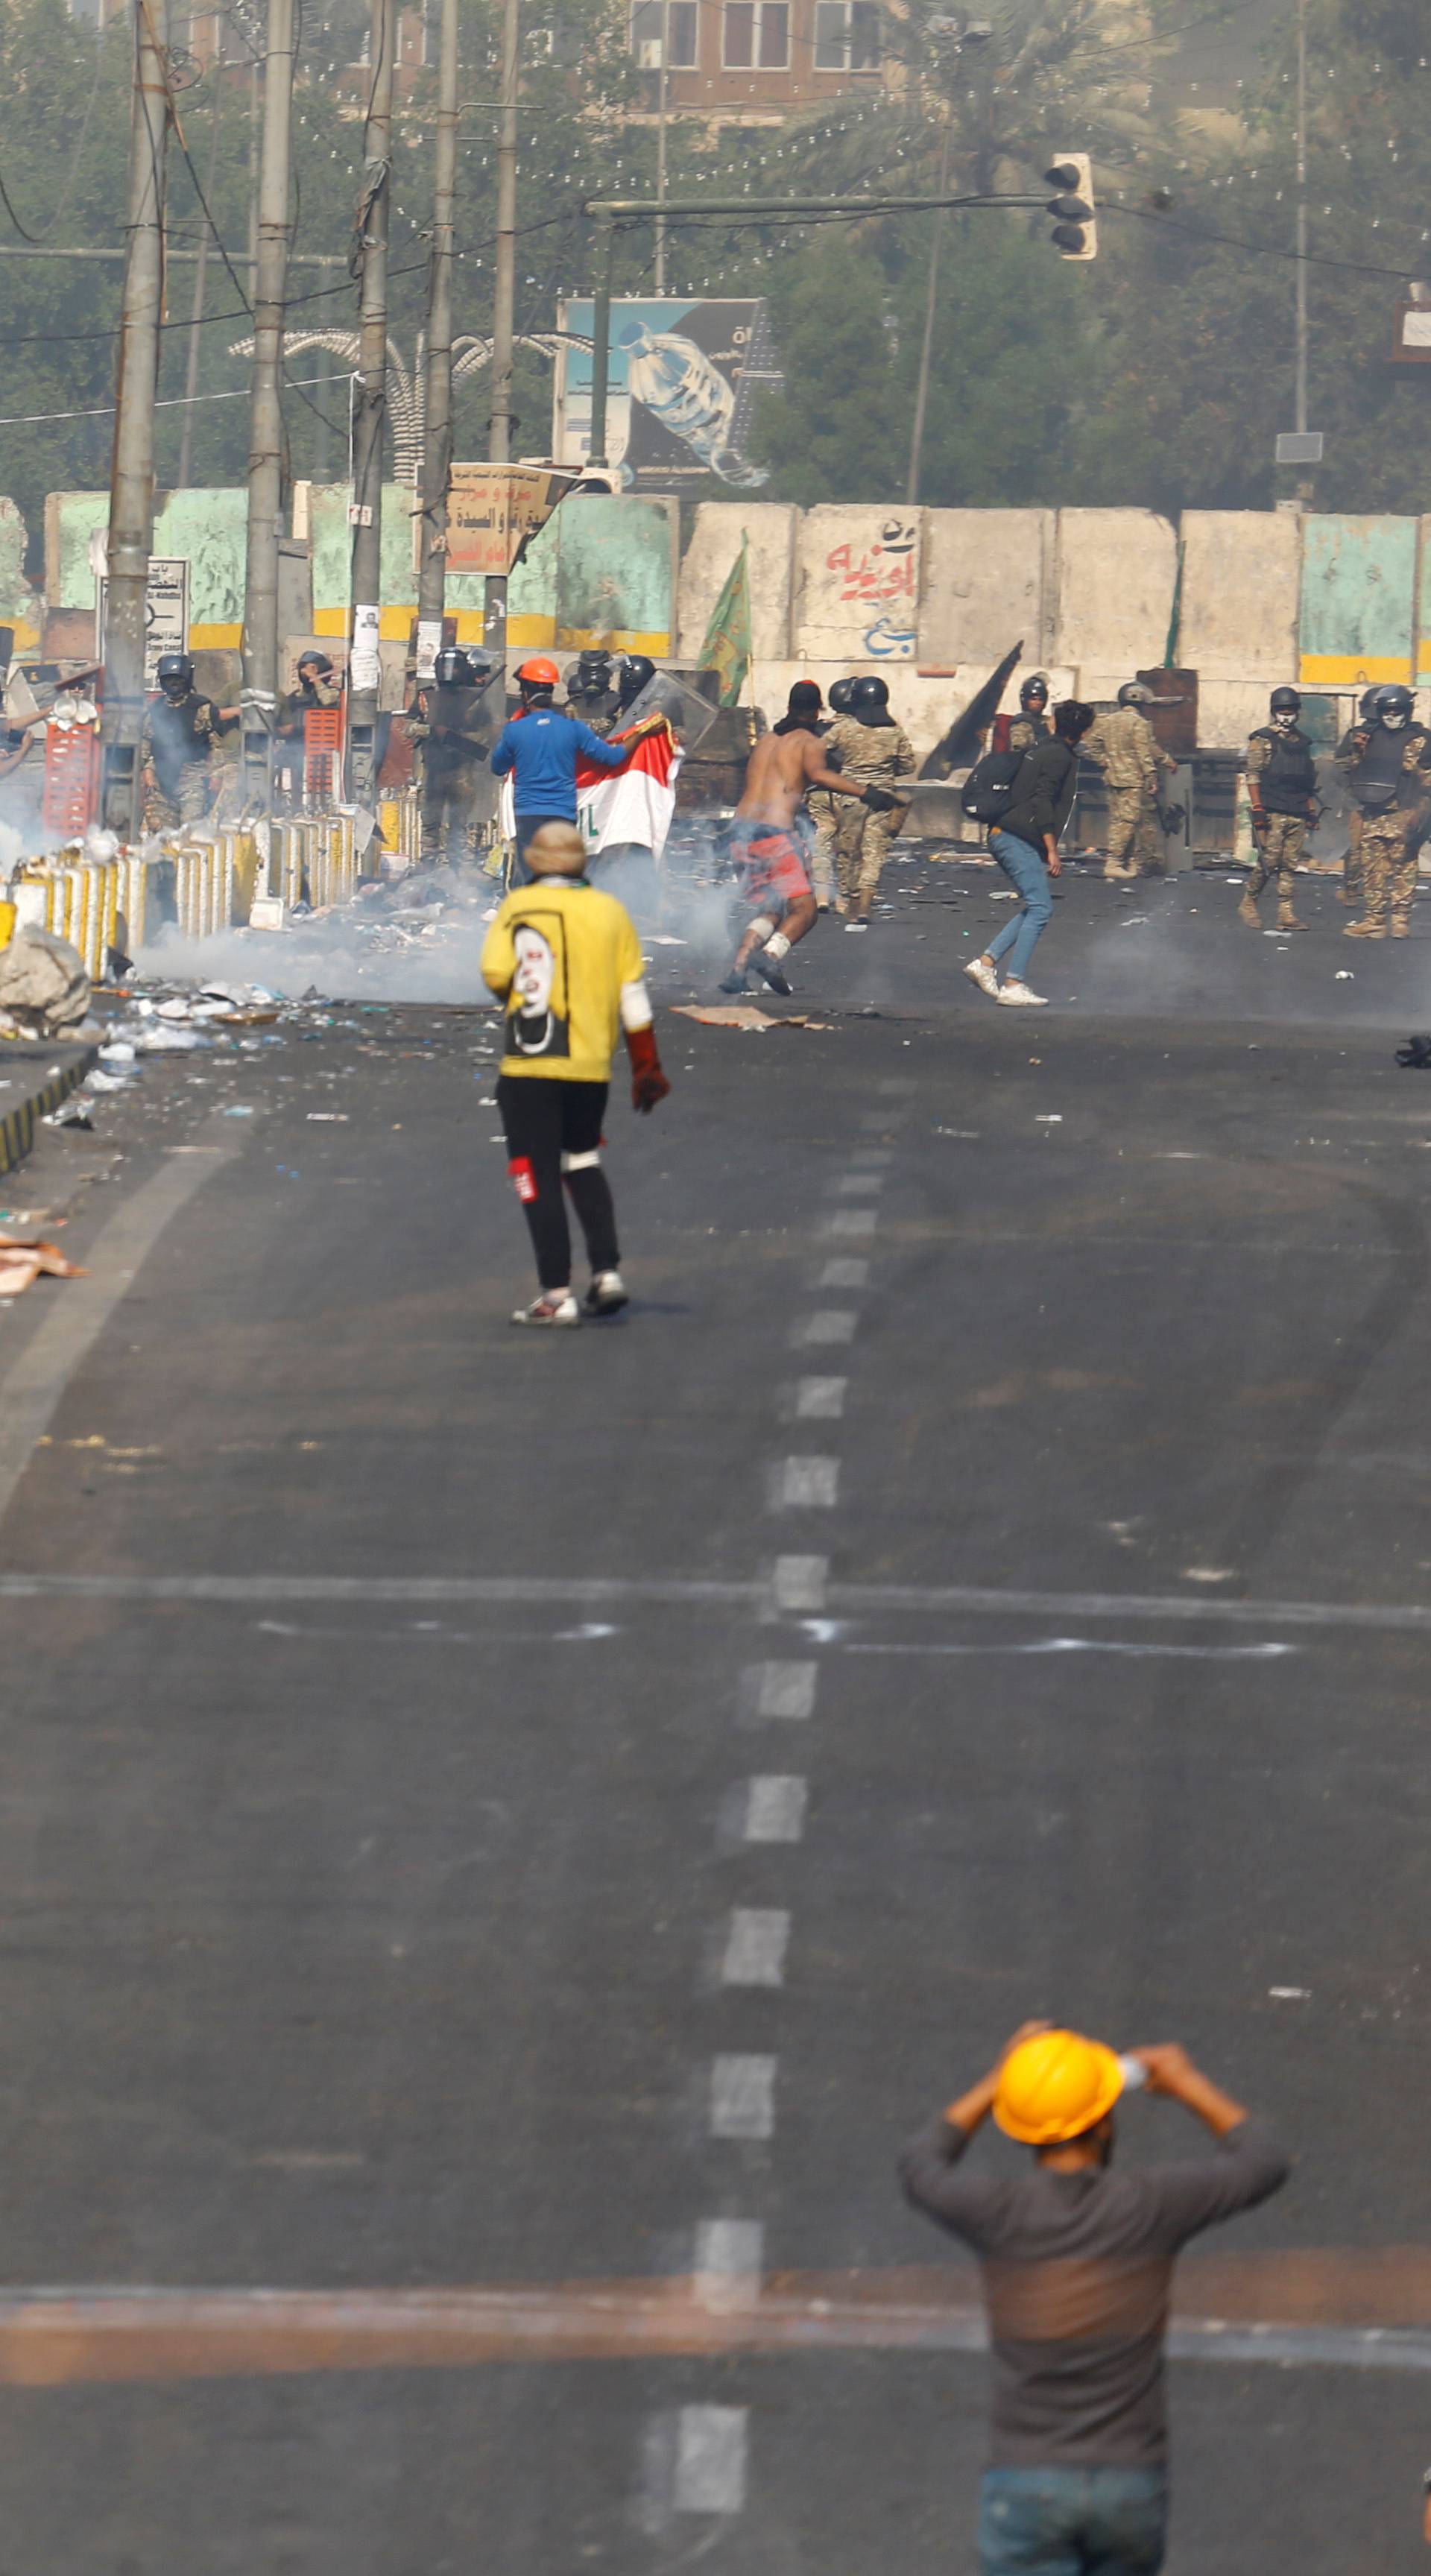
[553,297,783,495]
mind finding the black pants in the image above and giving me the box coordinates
[511,811,573,888]
[423,774,479,865]
[496,1076,619,1290]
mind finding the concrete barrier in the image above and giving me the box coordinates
[918,509,1054,669]
[1179,511,1301,683]
[1054,508,1178,698]
[678,503,799,663]
[795,507,923,664]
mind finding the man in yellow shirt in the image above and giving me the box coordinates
[480,821,671,1327]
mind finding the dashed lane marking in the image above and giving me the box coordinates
[710,2055,777,2139]
[822,1208,877,1237]
[792,1310,858,1347]
[742,1777,807,1842]
[745,1661,819,1719]
[694,2221,765,2311]
[768,1456,839,1509]
[771,1557,829,1614]
[830,1174,884,1196]
[818,1256,869,1288]
[795,1377,847,1418]
[720,1909,790,1988]
[675,2405,750,2513]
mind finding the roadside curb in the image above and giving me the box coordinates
[0,1044,100,1178]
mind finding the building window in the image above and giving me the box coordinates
[631,0,699,64]
[813,0,879,70]
[723,0,789,68]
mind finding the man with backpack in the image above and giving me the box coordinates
[1336,683,1431,940]
[964,701,1096,1008]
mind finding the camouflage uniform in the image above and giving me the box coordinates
[1333,728,1365,904]
[1241,725,1317,925]
[139,691,228,833]
[823,710,917,909]
[1082,705,1175,878]
[1008,713,1049,755]
[1336,722,1431,936]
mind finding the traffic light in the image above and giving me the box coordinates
[1046,154,1096,260]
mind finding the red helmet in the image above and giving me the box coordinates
[517,655,560,686]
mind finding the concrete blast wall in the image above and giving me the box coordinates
[917,510,1055,669]
[678,505,797,663]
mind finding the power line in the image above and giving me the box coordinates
[0,368,344,428]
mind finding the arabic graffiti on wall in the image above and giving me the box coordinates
[796,510,922,662]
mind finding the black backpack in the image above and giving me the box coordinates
[961,743,1029,823]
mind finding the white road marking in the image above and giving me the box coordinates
[721,1908,790,1987]
[796,1377,847,1419]
[710,2055,777,2138]
[823,1208,877,1237]
[742,1775,807,1841]
[792,1310,857,1346]
[0,1123,245,1530]
[694,2219,765,2309]
[851,1149,893,1167]
[748,1660,818,1719]
[830,1173,883,1196]
[842,1637,1296,1661]
[768,1456,839,1508]
[675,2405,749,2513]
[772,1553,829,1612]
[819,1257,869,1288]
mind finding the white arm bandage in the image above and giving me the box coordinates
[619,977,654,1032]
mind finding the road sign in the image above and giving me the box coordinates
[97,556,190,686]
[1275,431,1324,465]
[444,464,574,578]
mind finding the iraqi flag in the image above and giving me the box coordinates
[500,720,683,859]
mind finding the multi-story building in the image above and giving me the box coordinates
[628,0,885,127]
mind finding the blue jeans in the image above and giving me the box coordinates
[978,2467,1168,2576]
[988,828,1054,982]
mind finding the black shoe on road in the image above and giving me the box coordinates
[750,950,794,997]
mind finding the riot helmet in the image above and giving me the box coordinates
[434,646,472,688]
[157,652,194,700]
[616,653,656,709]
[1019,674,1049,710]
[1377,682,1415,730]
[1116,680,1155,707]
[575,648,612,688]
[828,677,858,716]
[849,674,891,724]
[1359,686,1382,721]
[1269,685,1301,730]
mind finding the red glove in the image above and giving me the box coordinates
[626,1023,670,1114]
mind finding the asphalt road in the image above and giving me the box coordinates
[0,857,1429,2572]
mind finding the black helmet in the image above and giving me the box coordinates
[1377,682,1415,723]
[828,677,858,716]
[1269,686,1301,716]
[157,652,194,693]
[297,648,333,680]
[849,675,890,715]
[575,648,611,680]
[1020,674,1049,709]
[616,653,656,707]
[1359,685,1382,719]
[1116,680,1155,707]
[434,645,472,688]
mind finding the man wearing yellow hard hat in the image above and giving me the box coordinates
[900,2023,1289,2575]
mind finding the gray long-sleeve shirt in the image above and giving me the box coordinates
[900,2112,1289,2467]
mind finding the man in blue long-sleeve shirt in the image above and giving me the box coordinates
[492,655,657,884]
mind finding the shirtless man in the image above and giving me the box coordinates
[721,716,891,995]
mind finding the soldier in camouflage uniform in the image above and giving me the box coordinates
[1007,673,1051,755]
[1082,681,1176,880]
[806,675,855,907]
[1334,688,1382,906]
[1239,686,1318,932]
[1336,683,1431,939]
[139,654,237,833]
[824,675,917,924]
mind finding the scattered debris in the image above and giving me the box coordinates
[0,928,92,1038]
[1268,1986,1311,2001]
[670,1004,833,1033]
[1395,1035,1431,1068]
[0,1232,85,1295]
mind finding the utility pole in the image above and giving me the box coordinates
[906,120,950,507]
[241,0,297,808]
[1294,0,1307,438]
[654,0,669,293]
[484,0,519,660]
[177,110,221,490]
[416,0,458,681]
[347,0,397,804]
[102,0,172,839]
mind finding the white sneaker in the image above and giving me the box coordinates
[583,1270,628,1318]
[996,979,1049,1008]
[964,956,1000,998]
[511,1290,581,1327]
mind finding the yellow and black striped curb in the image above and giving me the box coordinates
[0,1047,99,1180]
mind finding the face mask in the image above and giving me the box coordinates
[1384,714,1409,731]
[1273,713,1296,730]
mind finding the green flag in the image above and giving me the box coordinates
[698,536,754,708]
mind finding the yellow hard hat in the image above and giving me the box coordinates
[993,2028,1125,2145]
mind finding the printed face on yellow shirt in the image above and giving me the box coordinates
[508,912,570,1058]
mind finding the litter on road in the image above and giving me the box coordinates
[0,1232,84,1295]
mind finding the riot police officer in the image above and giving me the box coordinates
[1008,674,1051,754]
[139,653,237,833]
[1334,685,1383,907]
[1239,685,1318,931]
[563,649,621,735]
[1336,681,1431,939]
[823,674,917,924]
[407,644,496,867]
[613,654,657,724]
[809,676,856,906]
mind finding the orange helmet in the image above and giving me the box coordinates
[517,655,560,686]
[994,2029,1125,2145]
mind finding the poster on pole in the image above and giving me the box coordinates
[444,464,575,578]
[97,557,189,686]
[553,297,782,496]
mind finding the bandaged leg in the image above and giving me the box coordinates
[562,1146,619,1275]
